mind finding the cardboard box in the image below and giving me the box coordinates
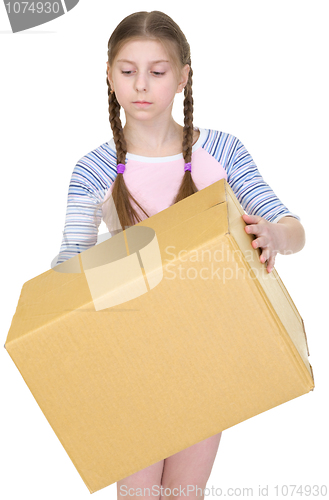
[5,178,314,494]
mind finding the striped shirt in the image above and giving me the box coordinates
[56,127,300,265]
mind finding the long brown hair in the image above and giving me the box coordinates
[103,11,198,231]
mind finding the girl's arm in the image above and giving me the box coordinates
[241,213,306,273]
[220,133,304,274]
[56,161,103,265]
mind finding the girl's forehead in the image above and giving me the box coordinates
[115,39,173,64]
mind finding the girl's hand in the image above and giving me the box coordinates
[241,213,287,273]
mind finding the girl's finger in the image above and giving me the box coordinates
[252,236,267,249]
[242,213,262,224]
[267,254,276,273]
[245,224,260,236]
[259,247,270,264]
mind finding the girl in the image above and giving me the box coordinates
[56,10,305,500]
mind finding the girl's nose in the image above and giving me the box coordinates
[135,73,148,92]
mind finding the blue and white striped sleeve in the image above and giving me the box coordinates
[226,137,301,223]
[56,161,103,265]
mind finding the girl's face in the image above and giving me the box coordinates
[107,38,189,124]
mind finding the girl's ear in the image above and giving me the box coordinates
[106,62,112,85]
[176,64,190,93]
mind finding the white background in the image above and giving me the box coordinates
[1,1,328,498]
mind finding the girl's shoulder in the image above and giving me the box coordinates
[198,127,241,152]
[74,140,119,175]
[79,140,118,169]
[195,127,244,171]
[68,140,119,199]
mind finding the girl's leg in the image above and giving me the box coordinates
[117,459,165,500]
[160,432,222,500]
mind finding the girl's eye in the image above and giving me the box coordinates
[121,71,165,76]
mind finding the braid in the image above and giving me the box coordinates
[182,66,194,164]
[104,70,150,230]
[107,80,127,164]
[172,64,198,204]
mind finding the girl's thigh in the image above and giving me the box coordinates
[161,432,222,495]
[117,459,165,500]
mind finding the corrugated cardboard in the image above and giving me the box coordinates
[5,178,314,494]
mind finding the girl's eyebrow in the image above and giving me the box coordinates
[116,59,169,64]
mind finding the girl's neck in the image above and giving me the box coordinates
[122,120,197,157]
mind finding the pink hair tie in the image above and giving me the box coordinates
[117,163,126,174]
[184,162,191,172]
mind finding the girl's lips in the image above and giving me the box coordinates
[133,101,152,107]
